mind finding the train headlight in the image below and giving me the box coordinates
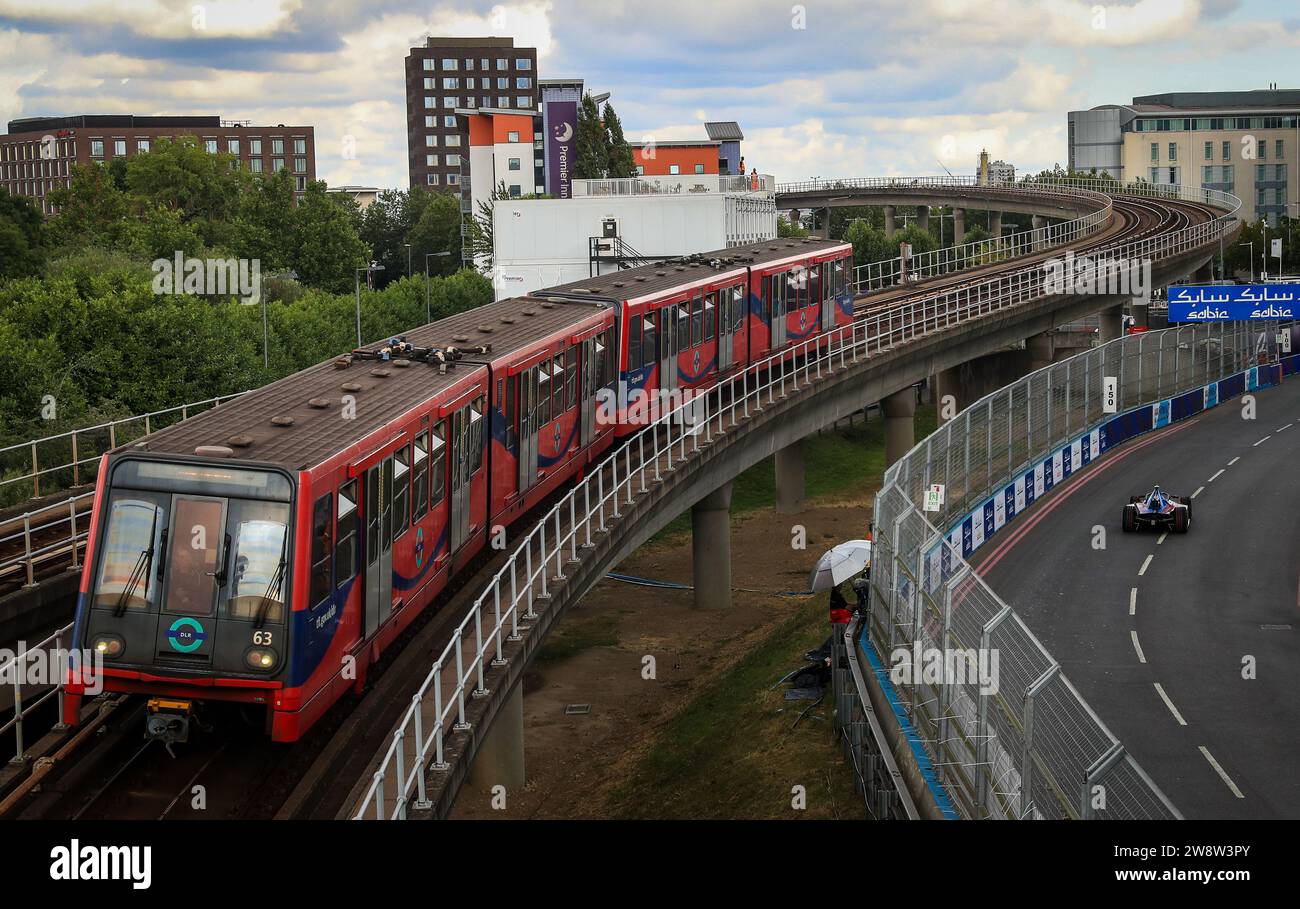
[244,648,278,671]
[92,635,124,659]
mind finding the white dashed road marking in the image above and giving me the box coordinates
[1254,436,1271,447]
[1139,554,1153,576]
[1279,424,1293,432]
[1228,457,1240,466]
[1209,469,1225,482]
[1132,630,1147,663]
[1191,486,1204,499]
[1199,746,1245,799]
[1157,532,1168,544]
[1154,683,1188,726]
[1129,587,1138,615]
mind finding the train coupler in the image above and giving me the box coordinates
[145,697,193,751]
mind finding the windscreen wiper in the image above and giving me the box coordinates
[113,508,160,617]
[254,541,288,629]
[113,545,153,618]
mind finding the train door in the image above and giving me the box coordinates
[660,303,678,393]
[718,286,735,371]
[363,457,393,638]
[517,369,539,494]
[818,261,835,330]
[449,402,479,551]
[770,273,787,347]
[581,336,597,447]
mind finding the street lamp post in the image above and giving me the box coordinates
[424,251,452,324]
[405,243,412,278]
[355,262,385,347]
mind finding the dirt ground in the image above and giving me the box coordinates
[450,489,875,820]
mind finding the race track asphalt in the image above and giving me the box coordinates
[973,373,1300,819]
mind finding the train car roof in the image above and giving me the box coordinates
[127,296,609,472]
[402,295,610,363]
[535,237,851,302]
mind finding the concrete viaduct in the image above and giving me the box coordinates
[350,178,1240,818]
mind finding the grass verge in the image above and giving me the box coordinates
[604,598,860,819]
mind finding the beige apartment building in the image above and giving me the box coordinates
[1068,90,1298,226]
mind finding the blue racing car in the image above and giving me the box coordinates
[1121,485,1191,534]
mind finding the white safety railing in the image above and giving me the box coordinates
[0,392,248,500]
[852,193,1113,293]
[574,173,776,196]
[1,623,75,764]
[0,492,95,590]
[354,179,1239,819]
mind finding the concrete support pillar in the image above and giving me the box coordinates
[989,211,1003,245]
[774,440,805,514]
[1031,215,1047,250]
[933,365,964,420]
[953,207,966,246]
[1027,332,1053,372]
[884,205,896,239]
[882,387,917,467]
[916,205,930,233]
[1195,261,1214,282]
[1098,304,1124,343]
[467,681,525,793]
[691,482,733,609]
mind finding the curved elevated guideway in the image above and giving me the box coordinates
[0,176,1243,821]
[975,368,1300,819]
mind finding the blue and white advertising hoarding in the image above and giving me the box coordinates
[1167,284,1299,322]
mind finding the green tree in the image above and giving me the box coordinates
[0,188,46,280]
[574,93,609,180]
[844,221,892,266]
[777,215,808,238]
[603,101,636,178]
[289,182,371,294]
[124,136,243,246]
[46,163,131,250]
[406,190,464,276]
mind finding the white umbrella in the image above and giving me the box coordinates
[808,539,872,592]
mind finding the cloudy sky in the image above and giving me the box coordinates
[0,0,1296,189]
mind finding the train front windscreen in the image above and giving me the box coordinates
[81,458,295,680]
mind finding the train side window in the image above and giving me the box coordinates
[761,275,771,322]
[537,360,552,424]
[502,378,517,451]
[704,292,716,341]
[552,349,567,414]
[676,302,690,351]
[690,294,703,346]
[731,285,745,331]
[309,493,332,607]
[810,264,822,304]
[413,432,429,521]
[628,314,642,369]
[470,397,486,473]
[595,329,612,388]
[336,481,358,589]
[790,267,804,309]
[365,470,379,561]
[430,422,447,507]
[393,445,410,538]
[641,312,657,368]
[565,347,578,409]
